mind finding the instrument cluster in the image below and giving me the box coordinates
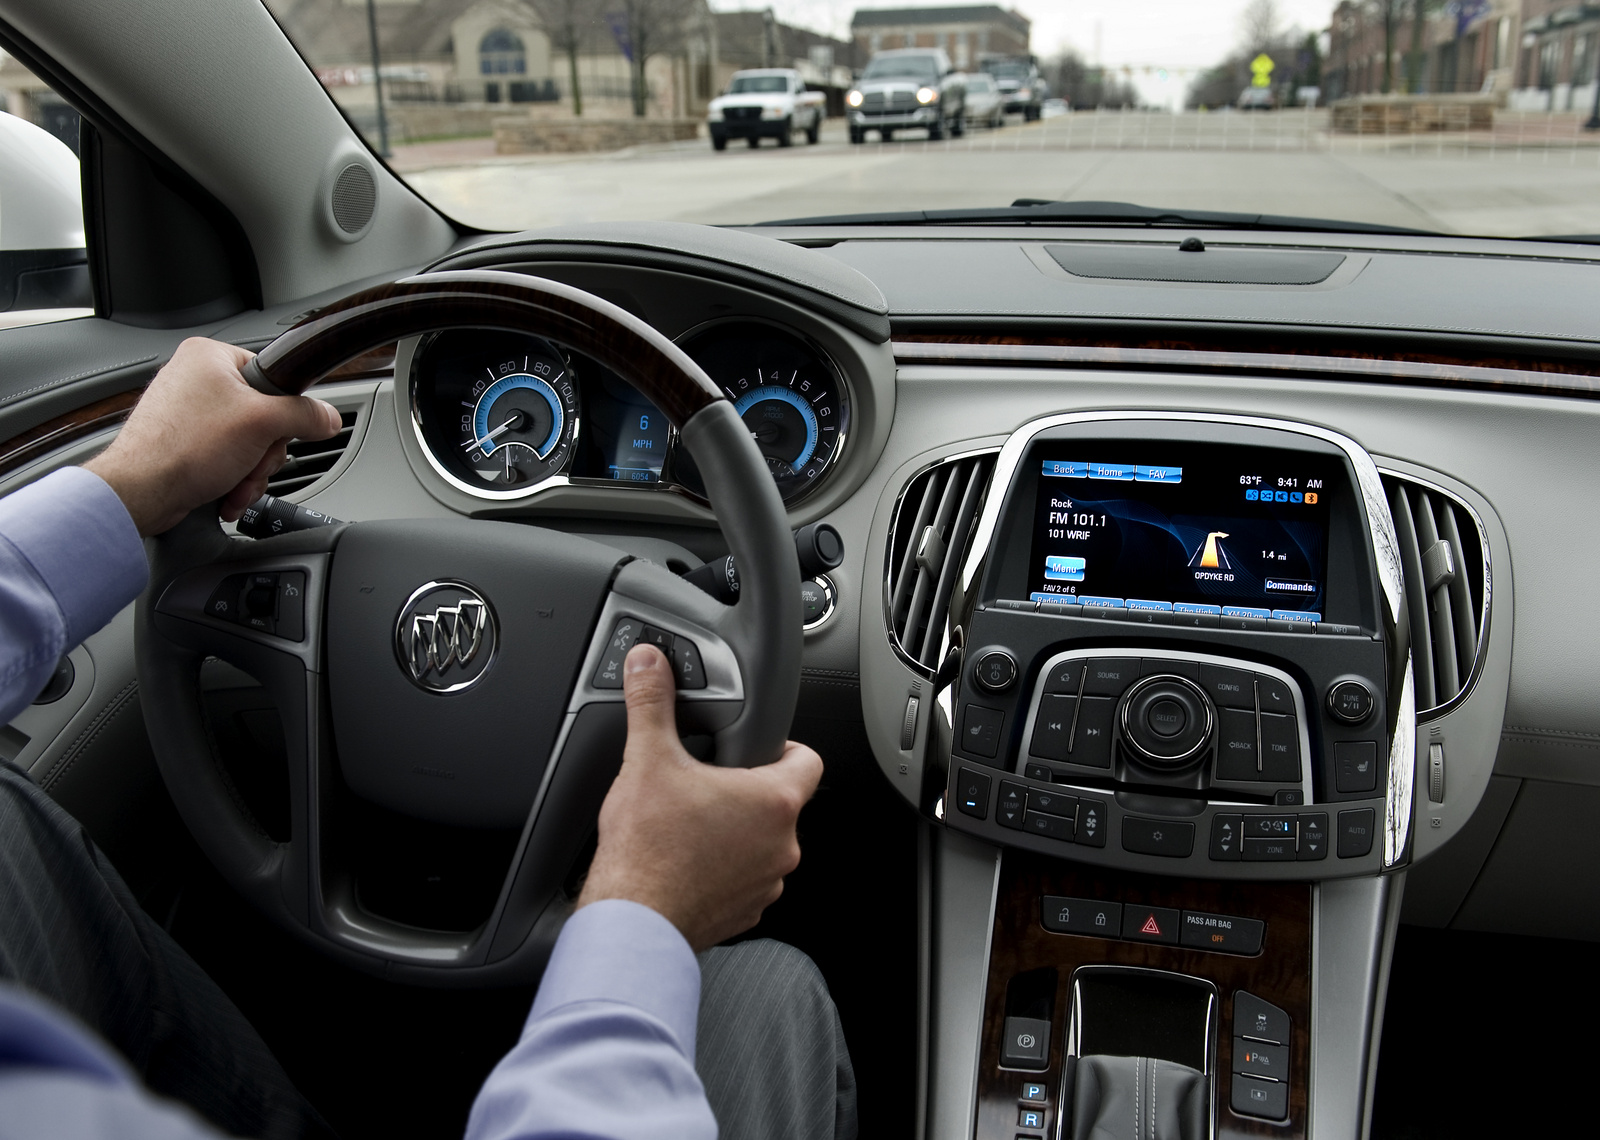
[409,321,851,506]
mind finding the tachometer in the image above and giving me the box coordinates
[673,322,849,504]
[411,330,580,497]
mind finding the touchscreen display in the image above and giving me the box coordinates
[1026,444,1334,619]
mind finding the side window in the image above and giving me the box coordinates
[0,57,91,320]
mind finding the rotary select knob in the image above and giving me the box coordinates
[1120,675,1215,769]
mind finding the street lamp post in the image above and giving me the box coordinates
[1587,29,1600,130]
[365,0,391,156]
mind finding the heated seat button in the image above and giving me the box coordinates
[1337,808,1376,858]
[1122,904,1181,944]
[1041,895,1122,937]
[1043,659,1084,694]
[960,705,1004,758]
[1215,708,1259,780]
[1071,697,1115,767]
[1181,911,1265,955]
[1232,1075,1288,1121]
[1122,816,1195,858]
[1083,657,1139,696]
[1029,695,1075,761]
[1258,714,1301,782]
[1200,664,1255,709]
[1335,740,1379,793]
[1075,797,1108,847]
[954,768,991,819]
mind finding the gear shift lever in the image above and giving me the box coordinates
[1070,1055,1208,1140]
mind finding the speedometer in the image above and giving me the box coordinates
[411,329,580,497]
[673,322,850,504]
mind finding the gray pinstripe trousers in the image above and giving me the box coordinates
[0,760,857,1140]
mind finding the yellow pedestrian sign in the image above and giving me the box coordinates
[1251,53,1275,88]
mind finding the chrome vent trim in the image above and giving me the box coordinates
[266,411,357,496]
[1380,470,1491,720]
[885,449,998,675]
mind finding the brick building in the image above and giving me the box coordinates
[850,5,1029,70]
[1323,0,1597,113]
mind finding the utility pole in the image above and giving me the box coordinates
[1587,33,1600,130]
[365,0,390,157]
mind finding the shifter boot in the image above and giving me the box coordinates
[1071,1054,1208,1140]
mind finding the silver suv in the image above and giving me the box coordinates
[846,49,967,144]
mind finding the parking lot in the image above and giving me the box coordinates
[404,110,1600,238]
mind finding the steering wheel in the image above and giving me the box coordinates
[134,271,801,985]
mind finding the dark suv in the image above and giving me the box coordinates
[981,55,1045,121]
[846,48,967,143]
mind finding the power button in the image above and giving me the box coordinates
[974,650,1018,693]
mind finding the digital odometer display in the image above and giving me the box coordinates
[1026,443,1334,620]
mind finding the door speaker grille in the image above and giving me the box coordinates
[886,451,997,673]
[1382,473,1489,718]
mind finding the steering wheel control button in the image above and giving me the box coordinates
[1199,665,1255,709]
[955,768,991,819]
[1210,815,1242,860]
[592,617,644,689]
[996,781,1027,830]
[974,650,1018,693]
[1298,813,1329,860]
[1215,708,1260,780]
[1029,695,1075,761]
[1120,677,1213,768]
[1334,740,1379,792]
[1337,808,1376,858]
[1258,714,1301,782]
[1023,810,1074,842]
[1121,817,1195,858]
[1121,904,1181,944]
[1071,697,1115,767]
[1181,911,1265,955]
[1075,798,1107,847]
[1041,895,1123,937]
[1000,1016,1050,1070]
[1083,658,1139,696]
[1043,660,1084,694]
[671,638,706,690]
[1232,1075,1288,1122]
[274,572,307,642]
[638,625,674,654]
[960,705,1004,759]
[1327,679,1375,724]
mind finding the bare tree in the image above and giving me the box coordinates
[1380,0,1402,92]
[529,0,600,116]
[1239,0,1282,53]
[606,0,700,117]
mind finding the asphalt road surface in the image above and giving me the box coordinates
[405,110,1600,239]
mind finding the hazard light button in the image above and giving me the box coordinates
[1121,905,1181,944]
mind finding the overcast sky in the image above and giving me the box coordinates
[709,0,1340,106]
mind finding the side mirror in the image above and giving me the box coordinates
[0,112,90,313]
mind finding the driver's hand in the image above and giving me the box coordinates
[577,644,824,951]
[85,337,342,536]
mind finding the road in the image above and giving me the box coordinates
[403,111,1600,238]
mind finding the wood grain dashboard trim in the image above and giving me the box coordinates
[975,852,1310,1140]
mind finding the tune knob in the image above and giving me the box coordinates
[1327,680,1375,725]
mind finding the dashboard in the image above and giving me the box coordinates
[407,319,852,505]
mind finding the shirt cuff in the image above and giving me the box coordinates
[0,467,147,646]
[529,899,701,1059]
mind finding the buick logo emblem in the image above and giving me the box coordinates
[395,581,498,692]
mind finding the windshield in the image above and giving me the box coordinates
[266,0,1600,241]
[727,76,789,94]
[861,56,940,81]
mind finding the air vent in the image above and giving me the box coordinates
[886,451,997,673]
[330,162,377,235]
[266,411,357,496]
[1383,473,1488,717]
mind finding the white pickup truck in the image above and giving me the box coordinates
[707,69,826,150]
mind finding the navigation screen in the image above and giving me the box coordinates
[1026,444,1334,619]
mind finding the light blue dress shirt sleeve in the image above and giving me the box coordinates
[466,898,716,1140]
[0,466,147,726]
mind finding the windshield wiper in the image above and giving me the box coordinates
[757,199,1442,237]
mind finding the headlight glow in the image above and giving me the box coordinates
[762,105,786,118]
[708,107,723,121]
[917,87,937,105]
[1020,87,1033,99]
[846,89,863,107]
